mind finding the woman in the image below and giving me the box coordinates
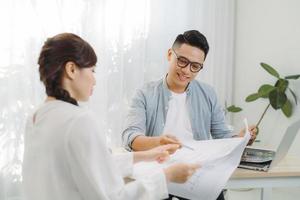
[22,33,199,200]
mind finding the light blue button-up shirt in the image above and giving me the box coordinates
[122,77,232,150]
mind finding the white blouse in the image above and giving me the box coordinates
[22,100,168,200]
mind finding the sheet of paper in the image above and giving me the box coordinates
[132,121,251,200]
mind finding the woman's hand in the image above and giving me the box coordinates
[133,144,180,163]
[164,163,201,183]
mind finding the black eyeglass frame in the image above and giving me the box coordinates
[172,48,203,73]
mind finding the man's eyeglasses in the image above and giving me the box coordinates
[172,49,203,73]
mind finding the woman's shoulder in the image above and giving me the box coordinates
[57,101,96,122]
[35,100,92,123]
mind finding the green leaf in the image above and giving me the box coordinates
[275,79,289,92]
[285,74,300,80]
[258,84,276,98]
[245,93,261,102]
[227,105,243,113]
[269,89,287,110]
[289,88,298,105]
[260,62,280,78]
[281,99,292,117]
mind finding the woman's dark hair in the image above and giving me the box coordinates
[38,33,97,106]
[172,30,209,59]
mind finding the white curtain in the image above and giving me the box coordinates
[0,0,235,199]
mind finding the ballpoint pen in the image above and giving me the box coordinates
[181,143,195,151]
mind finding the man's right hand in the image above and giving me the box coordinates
[158,135,181,154]
[131,134,182,152]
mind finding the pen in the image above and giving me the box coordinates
[181,143,195,151]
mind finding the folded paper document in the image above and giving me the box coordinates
[132,119,251,200]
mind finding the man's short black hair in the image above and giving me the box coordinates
[172,30,209,59]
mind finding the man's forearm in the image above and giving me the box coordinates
[131,135,160,151]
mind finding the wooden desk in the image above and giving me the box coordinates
[226,155,300,200]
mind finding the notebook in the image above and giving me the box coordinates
[238,119,300,172]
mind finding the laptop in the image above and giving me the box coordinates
[238,119,300,172]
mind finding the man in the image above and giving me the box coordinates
[122,30,256,200]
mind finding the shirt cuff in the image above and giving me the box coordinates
[127,133,144,151]
[113,151,134,178]
[150,169,169,199]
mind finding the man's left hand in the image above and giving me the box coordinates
[238,125,257,145]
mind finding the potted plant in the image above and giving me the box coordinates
[245,62,300,134]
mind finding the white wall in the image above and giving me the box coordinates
[233,0,300,155]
